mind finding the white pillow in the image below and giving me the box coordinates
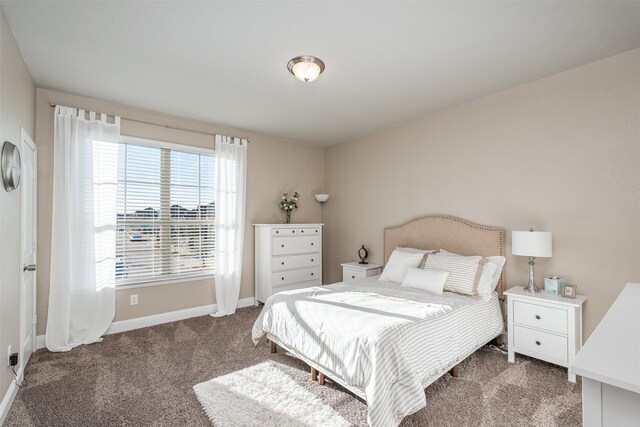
[402,267,449,295]
[476,260,498,300]
[487,256,506,290]
[396,246,435,268]
[379,250,424,284]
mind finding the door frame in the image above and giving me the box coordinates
[19,127,37,377]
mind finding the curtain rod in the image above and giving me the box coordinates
[49,102,250,143]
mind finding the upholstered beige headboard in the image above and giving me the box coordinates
[384,215,505,298]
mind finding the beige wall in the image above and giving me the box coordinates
[35,88,324,334]
[324,48,640,340]
[0,7,35,410]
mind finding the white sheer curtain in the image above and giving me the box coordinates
[46,106,121,351]
[211,135,247,317]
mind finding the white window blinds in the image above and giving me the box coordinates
[116,141,215,285]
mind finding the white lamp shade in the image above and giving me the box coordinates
[512,230,552,257]
[315,193,329,203]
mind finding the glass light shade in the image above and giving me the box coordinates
[292,62,321,82]
[512,230,552,257]
[287,56,325,83]
[315,193,329,203]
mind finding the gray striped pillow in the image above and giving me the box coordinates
[423,252,487,296]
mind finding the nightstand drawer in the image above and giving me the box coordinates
[343,267,367,281]
[513,325,568,362]
[513,301,568,335]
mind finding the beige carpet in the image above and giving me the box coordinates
[5,306,581,426]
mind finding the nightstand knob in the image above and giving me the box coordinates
[535,315,541,320]
[535,340,541,346]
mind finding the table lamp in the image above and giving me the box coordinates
[512,228,552,293]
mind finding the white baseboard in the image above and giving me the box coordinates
[36,297,255,350]
[0,367,23,425]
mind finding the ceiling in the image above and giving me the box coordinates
[3,1,640,146]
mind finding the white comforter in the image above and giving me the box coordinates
[252,277,503,427]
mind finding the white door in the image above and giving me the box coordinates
[20,128,37,371]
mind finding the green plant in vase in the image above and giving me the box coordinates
[279,192,299,224]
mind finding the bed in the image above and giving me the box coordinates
[252,215,505,427]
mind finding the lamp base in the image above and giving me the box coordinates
[523,256,540,293]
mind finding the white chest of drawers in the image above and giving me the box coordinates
[254,224,323,304]
[505,286,586,382]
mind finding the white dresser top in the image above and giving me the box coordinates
[570,282,640,394]
[253,223,323,227]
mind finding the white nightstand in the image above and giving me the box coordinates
[341,262,382,282]
[505,286,586,382]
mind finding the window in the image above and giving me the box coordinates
[116,138,215,285]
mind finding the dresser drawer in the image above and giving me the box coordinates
[273,254,320,271]
[272,267,320,288]
[297,226,321,236]
[513,325,568,362]
[343,267,367,281]
[513,301,568,335]
[272,227,296,236]
[272,236,320,255]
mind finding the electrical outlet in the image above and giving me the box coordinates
[7,345,11,367]
[9,353,18,367]
[130,294,138,306]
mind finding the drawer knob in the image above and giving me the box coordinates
[311,273,314,276]
[311,243,314,246]
[292,230,295,233]
[281,262,284,265]
[352,275,355,279]
[301,230,304,233]
[281,277,285,280]
[276,231,279,234]
[281,245,284,248]
[535,315,541,320]
[535,340,541,346]
[311,259,314,262]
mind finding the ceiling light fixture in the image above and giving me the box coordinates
[287,56,325,83]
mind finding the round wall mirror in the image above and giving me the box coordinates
[2,141,22,192]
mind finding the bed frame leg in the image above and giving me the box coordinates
[450,364,460,378]
[311,367,318,381]
[318,372,326,385]
[270,340,277,354]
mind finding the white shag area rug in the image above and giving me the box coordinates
[193,361,351,427]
